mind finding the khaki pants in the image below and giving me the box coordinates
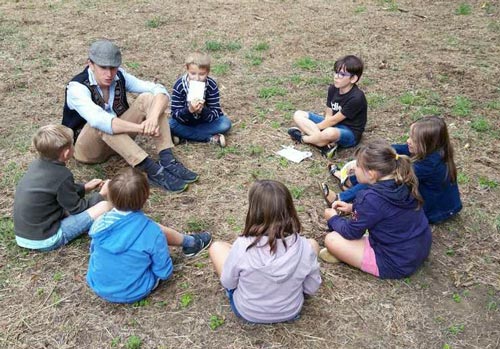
[74,93,173,167]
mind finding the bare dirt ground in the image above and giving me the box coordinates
[1,1,499,348]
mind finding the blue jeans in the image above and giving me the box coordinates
[307,112,357,148]
[40,211,93,251]
[337,175,368,202]
[169,115,232,142]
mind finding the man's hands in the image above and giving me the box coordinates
[141,117,160,136]
[188,99,204,114]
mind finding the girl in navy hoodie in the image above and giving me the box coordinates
[320,140,432,279]
[322,116,462,224]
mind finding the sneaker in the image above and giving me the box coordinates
[172,136,181,145]
[320,143,338,159]
[182,231,213,257]
[287,127,303,144]
[209,134,226,147]
[164,159,199,183]
[148,167,188,193]
[319,248,340,264]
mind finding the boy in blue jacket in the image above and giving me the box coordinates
[87,168,212,303]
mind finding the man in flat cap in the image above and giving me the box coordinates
[63,39,197,193]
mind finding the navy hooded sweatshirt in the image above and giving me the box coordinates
[392,144,462,224]
[328,179,432,279]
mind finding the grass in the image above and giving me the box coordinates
[447,324,465,335]
[381,0,399,11]
[248,145,264,156]
[245,53,263,66]
[275,100,295,111]
[478,176,498,189]
[212,63,230,75]
[289,186,305,199]
[125,335,142,349]
[470,116,490,132]
[146,17,161,28]
[0,161,25,191]
[180,293,193,308]
[354,6,367,14]
[366,93,387,109]
[293,57,319,71]
[455,3,472,15]
[205,40,242,52]
[125,62,140,69]
[258,86,287,99]
[209,314,225,330]
[253,42,269,51]
[217,145,240,159]
[457,172,469,184]
[186,218,210,231]
[452,96,472,117]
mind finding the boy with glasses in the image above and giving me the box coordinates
[288,55,367,158]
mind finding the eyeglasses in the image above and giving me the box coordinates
[334,71,352,78]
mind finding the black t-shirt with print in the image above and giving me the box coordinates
[326,84,367,143]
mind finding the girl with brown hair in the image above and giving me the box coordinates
[209,180,321,323]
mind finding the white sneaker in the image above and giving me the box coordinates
[319,248,340,264]
[209,134,226,147]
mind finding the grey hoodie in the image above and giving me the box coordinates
[221,234,321,323]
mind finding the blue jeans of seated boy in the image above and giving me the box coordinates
[169,115,232,142]
[338,175,368,203]
[40,211,93,251]
[307,112,357,148]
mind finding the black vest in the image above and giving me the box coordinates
[62,67,129,142]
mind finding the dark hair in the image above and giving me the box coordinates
[355,140,424,208]
[334,55,364,83]
[410,116,457,183]
[108,168,149,211]
[242,180,301,254]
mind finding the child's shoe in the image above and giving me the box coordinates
[320,143,338,159]
[287,127,303,144]
[319,248,340,264]
[209,134,226,147]
[182,231,213,257]
[173,136,181,145]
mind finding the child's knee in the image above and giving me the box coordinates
[324,232,341,249]
[293,110,308,122]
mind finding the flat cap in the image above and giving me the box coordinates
[89,39,122,67]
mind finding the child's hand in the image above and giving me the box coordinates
[189,99,204,113]
[332,201,353,214]
[324,208,338,220]
[99,180,110,199]
[85,179,103,192]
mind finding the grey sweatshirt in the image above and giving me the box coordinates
[13,158,102,240]
[221,234,321,323]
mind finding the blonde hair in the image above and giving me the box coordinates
[355,140,424,208]
[185,52,211,70]
[33,124,73,161]
[108,168,149,211]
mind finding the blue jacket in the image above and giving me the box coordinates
[87,211,173,303]
[392,144,462,224]
[328,180,432,279]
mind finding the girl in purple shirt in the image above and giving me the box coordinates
[209,180,321,323]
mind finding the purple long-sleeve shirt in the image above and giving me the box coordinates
[221,234,321,323]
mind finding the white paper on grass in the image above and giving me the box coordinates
[187,81,206,102]
[276,146,313,163]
